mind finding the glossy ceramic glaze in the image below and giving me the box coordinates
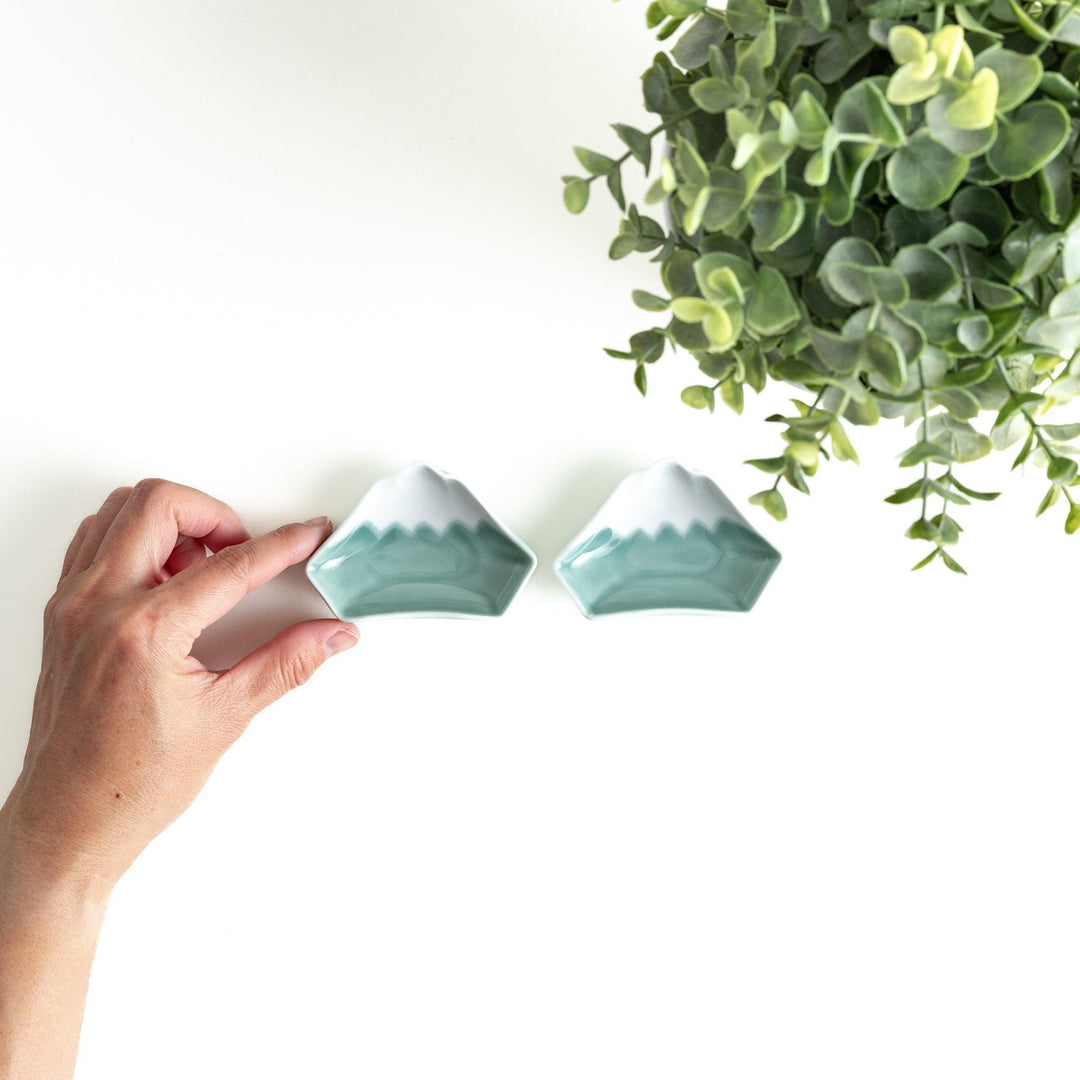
[555,460,780,617]
[307,464,536,619]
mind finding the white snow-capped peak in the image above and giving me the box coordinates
[338,463,495,534]
[574,460,751,539]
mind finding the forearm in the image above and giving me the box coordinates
[0,793,111,1080]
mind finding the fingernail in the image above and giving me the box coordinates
[304,516,331,529]
[325,627,359,657]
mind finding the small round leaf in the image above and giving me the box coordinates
[886,132,968,210]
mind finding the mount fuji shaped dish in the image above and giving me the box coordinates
[555,460,780,618]
[306,464,536,620]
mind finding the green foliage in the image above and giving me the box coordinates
[565,0,1080,567]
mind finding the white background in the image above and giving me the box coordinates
[1,2,1078,1077]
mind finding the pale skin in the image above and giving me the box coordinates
[0,479,359,1080]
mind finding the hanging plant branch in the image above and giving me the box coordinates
[564,0,1080,569]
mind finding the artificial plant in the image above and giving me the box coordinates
[564,0,1080,571]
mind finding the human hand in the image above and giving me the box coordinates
[2,478,359,893]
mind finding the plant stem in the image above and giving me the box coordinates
[770,386,833,493]
[956,245,975,309]
[939,466,955,522]
[587,109,703,186]
[917,359,931,523]
[996,356,1077,508]
[1036,0,1080,57]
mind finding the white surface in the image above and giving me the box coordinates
[0,3,1078,1079]
[560,458,752,541]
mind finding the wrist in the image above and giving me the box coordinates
[0,786,115,916]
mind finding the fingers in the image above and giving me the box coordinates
[59,515,95,582]
[213,618,359,721]
[70,487,133,574]
[95,478,250,586]
[159,517,332,637]
[163,535,209,580]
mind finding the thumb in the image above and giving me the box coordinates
[218,618,359,717]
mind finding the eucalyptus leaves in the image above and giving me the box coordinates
[563,0,1080,571]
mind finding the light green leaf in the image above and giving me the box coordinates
[834,80,905,146]
[694,252,756,297]
[941,550,967,575]
[972,278,1023,309]
[1044,423,1080,440]
[671,296,713,322]
[807,326,861,374]
[900,441,957,467]
[573,146,616,175]
[1048,457,1078,484]
[930,25,964,78]
[745,457,787,475]
[926,414,993,462]
[609,233,639,260]
[702,169,747,230]
[887,132,968,210]
[829,421,860,463]
[720,377,744,413]
[1067,503,1080,535]
[681,384,715,410]
[749,488,787,521]
[683,185,712,233]
[931,387,981,419]
[704,306,739,350]
[702,265,746,304]
[911,548,942,571]
[1037,484,1061,516]
[674,135,710,187]
[1040,71,1080,105]
[974,46,1043,113]
[949,186,1012,246]
[563,178,589,214]
[1049,282,1080,318]
[749,193,805,252]
[659,0,705,17]
[629,330,666,364]
[607,167,626,211]
[814,21,874,84]
[792,90,830,145]
[949,476,1000,501]
[613,124,653,172]
[690,77,742,114]
[925,95,996,156]
[988,100,1070,181]
[943,67,998,130]
[890,244,960,301]
[887,52,941,106]
[632,290,670,312]
[671,10,729,68]
[956,313,993,352]
[1025,314,1080,353]
[746,267,800,336]
[861,333,906,389]
[888,24,927,65]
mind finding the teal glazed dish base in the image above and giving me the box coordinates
[307,465,536,620]
[555,461,780,618]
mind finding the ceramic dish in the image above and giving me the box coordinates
[555,460,780,618]
[307,464,536,620]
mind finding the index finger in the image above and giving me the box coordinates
[95,478,250,586]
[156,517,332,638]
